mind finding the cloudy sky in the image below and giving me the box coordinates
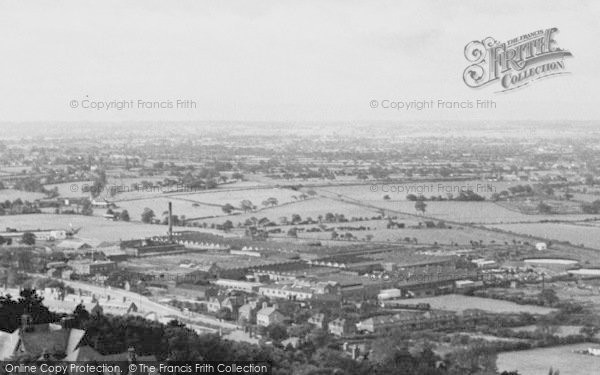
[0,0,598,124]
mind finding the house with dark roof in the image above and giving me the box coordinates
[0,315,156,366]
[207,294,244,316]
[0,315,85,360]
[207,295,228,313]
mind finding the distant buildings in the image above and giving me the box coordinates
[377,288,402,300]
[213,279,263,293]
[454,279,483,292]
[123,242,184,257]
[472,258,497,269]
[91,199,111,208]
[259,284,314,301]
[356,310,481,334]
[69,260,117,276]
[57,239,93,250]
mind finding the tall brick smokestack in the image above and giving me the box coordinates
[168,201,173,242]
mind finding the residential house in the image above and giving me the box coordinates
[238,300,260,324]
[310,281,341,295]
[207,295,228,313]
[0,315,85,360]
[206,295,243,317]
[221,296,244,317]
[341,342,365,360]
[308,313,328,330]
[46,261,69,278]
[328,318,356,336]
[256,302,285,327]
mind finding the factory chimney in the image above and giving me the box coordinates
[168,201,173,242]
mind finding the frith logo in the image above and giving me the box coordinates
[463,28,573,92]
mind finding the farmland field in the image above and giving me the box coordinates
[96,176,171,200]
[364,201,600,224]
[115,187,309,221]
[552,281,600,312]
[488,222,600,249]
[313,180,523,201]
[169,187,303,207]
[112,179,266,201]
[571,192,600,202]
[370,201,527,223]
[405,294,555,314]
[193,197,382,226]
[45,177,274,202]
[0,213,218,242]
[497,343,600,375]
[313,184,600,224]
[46,177,170,200]
[44,181,94,198]
[0,189,46,201]
[285,225,520,245]
[112,197,224,221]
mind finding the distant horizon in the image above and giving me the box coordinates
[1,119,599,139]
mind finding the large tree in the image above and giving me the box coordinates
[221,203,235,214]
[21,231,36,245]
[0,289,53,332]
[119,210,130,222]
[141,208,155,223]
[415,200,427,215]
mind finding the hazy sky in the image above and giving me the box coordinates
[0,0,598,124]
